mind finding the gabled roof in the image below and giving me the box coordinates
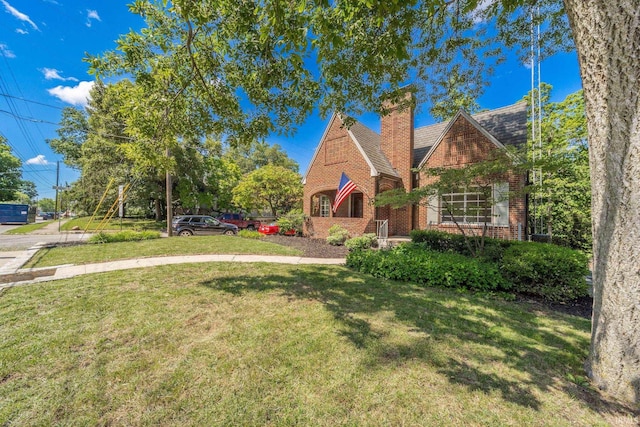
[413,101,527,168]
[302,113,398,184]
[303,102,527,183]
[347,121,398,178]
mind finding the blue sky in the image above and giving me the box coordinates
[1,1,583,201]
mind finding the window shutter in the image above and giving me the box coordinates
[427,195,439,225]
[493,182,509,226]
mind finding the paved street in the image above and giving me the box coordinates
[0,221,89,268]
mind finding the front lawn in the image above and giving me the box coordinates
[0,263,634,426]
[24,235,302,268]
[60,216,166,232]
[3,221,53,234]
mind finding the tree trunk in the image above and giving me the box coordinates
[564,0,640,406]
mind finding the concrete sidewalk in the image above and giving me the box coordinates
[0,253,346,291]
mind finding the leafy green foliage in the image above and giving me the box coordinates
[276,209,306,236]
[345,233,378,251]
[238,229,264,239]
[0,136,27,202]
[500,242,590,302]
[326,224,350,246]
[88,230,161,244]
[524,86,591,251]
[377,149,523,257]
[232,165,302,217]
[410,229,511,262]
[367,231,589,302]
[346,245,508,292]
[225,141,299,174]
[37,198,56,213]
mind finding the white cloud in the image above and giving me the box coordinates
[41,68,79,82]
[0,43,16,58]
[86,9,101,27]
[471,0,495,24]
[1,0,39,31]
[25,155,50,166]
[47,81,94,106]
[15,28,27,35]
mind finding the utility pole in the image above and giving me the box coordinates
[55,161,60,232]
[166,147,173,236]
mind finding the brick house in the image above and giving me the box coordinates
[302,97,528,239]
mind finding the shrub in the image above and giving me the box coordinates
[89,230,161,244]
[238,229,264,239]
[345,233,378,251]
[500,242,589,302]
[410,229,469,254]
[410,229,512,261]
[277,209,306,236]
[326,224,349,246]
[347,244,508,292]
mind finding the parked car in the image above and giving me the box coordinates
[217,213,261,230]
[258,221,296,236]
[40,212,57,220]
[172,215,238,236]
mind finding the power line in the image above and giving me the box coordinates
[0,92,66,110]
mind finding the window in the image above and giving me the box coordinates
[440,188,491,224]
[311,194,333,217]
[319,195,330,217]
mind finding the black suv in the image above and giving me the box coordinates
[172,215,238,236]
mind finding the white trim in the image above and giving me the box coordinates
[346,126,379,177]
[302,112,340,184]
[417,109,508,170]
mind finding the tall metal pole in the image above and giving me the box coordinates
[166,147,173,236]
[55,161,61,232]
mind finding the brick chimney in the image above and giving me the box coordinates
[379,89,415,235]
[380,89,414,192]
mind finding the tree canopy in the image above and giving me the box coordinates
[232,165,302,217]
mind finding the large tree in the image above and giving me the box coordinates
[232,165,302,217]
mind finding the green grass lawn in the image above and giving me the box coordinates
[24,236,302,268]
[61,216,166,232]
[3,221,53,234]
[1,263,634,426]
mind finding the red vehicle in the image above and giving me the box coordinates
[258,222,296,236]
[217,213,261,230]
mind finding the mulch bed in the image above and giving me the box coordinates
[261,234,349,259]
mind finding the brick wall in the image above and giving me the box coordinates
[416,115,527,240]
[303,114,377,239]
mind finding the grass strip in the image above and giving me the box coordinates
[4,221,53,234]
[24,235,302,268]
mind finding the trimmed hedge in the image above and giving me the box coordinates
[500,241,590,302]
[345,233,378,251]
[346,244,509,292]
[351,231,590,302]
[88,230,161,244]
[409,229,511,262]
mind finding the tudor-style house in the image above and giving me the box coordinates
[302,95,528,240]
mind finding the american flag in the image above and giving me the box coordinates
[333,172,357,213]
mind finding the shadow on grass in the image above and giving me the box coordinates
[200,265,637,418]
